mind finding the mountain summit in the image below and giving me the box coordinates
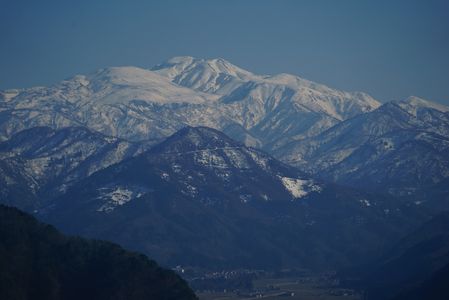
[0,56,380,149]
[152,56,256,95]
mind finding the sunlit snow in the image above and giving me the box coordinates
[279,176,321,199]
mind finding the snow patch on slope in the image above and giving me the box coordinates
[279,176,321,199]
[194,150,228,168]
[247,150,269,170]
[97,186,145,212]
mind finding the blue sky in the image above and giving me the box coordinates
[1,0,449,105]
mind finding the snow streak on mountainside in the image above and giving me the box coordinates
[0,56,380,151]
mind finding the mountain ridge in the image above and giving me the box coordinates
[39,126,426,270]
[275,96,449,201]
[0,56,380,150]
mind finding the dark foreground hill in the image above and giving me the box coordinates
[0,204,197,300]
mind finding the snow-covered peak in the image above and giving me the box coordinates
[206,57,255,77]
[150,56,195,78]
[153,56,255,79]
[153,56,381,121]
[3,66,218,109]
[395,96,449,116]
[152,56,258,95]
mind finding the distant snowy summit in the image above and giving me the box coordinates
[152,56,380,120]
[151,56,257,95]
[0,56,380,148]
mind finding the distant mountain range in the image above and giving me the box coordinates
[1,56,448,273]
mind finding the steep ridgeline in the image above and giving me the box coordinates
[42,127,425,271]
[276,97,449,204]
[0,126,154,211]
[0,56,379,150]
[0,204,197,300]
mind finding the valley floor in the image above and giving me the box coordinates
[197,274,362,300]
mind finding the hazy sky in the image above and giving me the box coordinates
[1,0,449,105]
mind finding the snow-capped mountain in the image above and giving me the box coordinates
[0,126,153,210]
[42,126,425,270]
[153,56,380,147]
[48,126,321,212]
[153,56,379,120]
[0,56,380,149]
[276,96,449,201]
[151,56,257,95]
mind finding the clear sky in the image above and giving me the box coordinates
[1,0,449,105]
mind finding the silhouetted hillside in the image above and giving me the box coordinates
[0,204,197,300]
